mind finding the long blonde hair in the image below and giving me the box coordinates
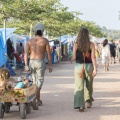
[76,28,90,52]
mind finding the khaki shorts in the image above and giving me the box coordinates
[29,59,46,88]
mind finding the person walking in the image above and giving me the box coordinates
[116,40,120,63]
[73,28,97,112]
[24,22,52,110]
[101,39,110,72]
[94,41,100,70]
[110,42,116,64]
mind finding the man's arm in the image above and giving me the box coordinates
[24,42,30,67]
[46,40,52,72]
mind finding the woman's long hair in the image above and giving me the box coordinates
[103,39,108,47]
[76,28,90,52]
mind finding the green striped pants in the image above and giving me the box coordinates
[74,63,94,109]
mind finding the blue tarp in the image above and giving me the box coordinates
[58,35,68,43]
[0,31,7,67]
[58,35,74,45]
[0,28,16,71]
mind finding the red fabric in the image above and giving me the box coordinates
[11,46,22,62]
[13,53,22,62]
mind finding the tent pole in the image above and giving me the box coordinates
[3,19,7,68]
[29,23,32,39]
[3,19,6,41]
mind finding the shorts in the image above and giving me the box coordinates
[102,56,109,63]
[29,59,46,88]
[110,51,116,57]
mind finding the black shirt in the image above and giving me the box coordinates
[110,44,116,53]
[76,49,92,63]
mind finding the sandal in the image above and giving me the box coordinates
[86,102,92,108]
[79,107,84,112]
[33,105,39,110]
[37,100,42,106]
[31,102,39,110]
[86,100,92,108]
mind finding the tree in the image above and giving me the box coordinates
[0,0,103,38]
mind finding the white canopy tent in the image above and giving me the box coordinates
[0,28,16,45]
[10,34,27,51]
[96,37,111,44]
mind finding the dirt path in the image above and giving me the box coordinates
[3,61,120,120]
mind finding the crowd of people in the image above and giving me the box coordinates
[1,22,120,114]
[94,39,120,72]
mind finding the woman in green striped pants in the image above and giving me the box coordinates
[73,28,97,112]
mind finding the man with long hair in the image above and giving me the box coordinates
[24,22,52,110]
[73,28,97,112]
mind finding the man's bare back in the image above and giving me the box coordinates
[28,36,48,60]
[24,35,52,70]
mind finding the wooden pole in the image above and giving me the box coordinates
[29,23,32,39]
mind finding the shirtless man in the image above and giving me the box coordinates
[24,22,52,109]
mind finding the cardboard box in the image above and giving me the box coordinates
[0,84,36,103]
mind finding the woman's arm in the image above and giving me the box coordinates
[91,42,97,76]
[72,42,77,61]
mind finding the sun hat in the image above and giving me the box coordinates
[34,22,44,33]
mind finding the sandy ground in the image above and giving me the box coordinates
[2,60,120,120]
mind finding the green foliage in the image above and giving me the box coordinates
[102,27,120,40]
[0,0,103,38]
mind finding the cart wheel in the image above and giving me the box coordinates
[4,102,11,113]
[0,103,4,118]
[26,103,31,114]
[20,103,27,119]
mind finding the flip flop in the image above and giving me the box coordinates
[86,102,92,108]
[79,108,84,112]
[37,100,42,106]
[31,102,39,110]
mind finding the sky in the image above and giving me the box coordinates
[60,0,120,30]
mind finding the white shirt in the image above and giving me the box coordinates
[102,44,110,57]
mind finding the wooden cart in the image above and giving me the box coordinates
[0,84,36,119]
